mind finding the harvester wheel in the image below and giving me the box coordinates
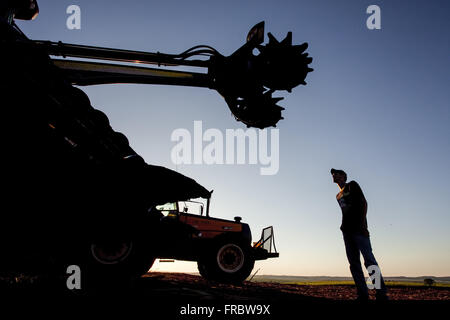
[197,261,211,280]
[83,238,155,290]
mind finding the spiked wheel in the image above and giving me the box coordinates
[215,23,314,129]
[224,90,285,129]
[257,32,314,92]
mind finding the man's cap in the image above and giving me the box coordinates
[331,168,346,176]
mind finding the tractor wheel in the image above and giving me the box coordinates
[197,261,211,280]
[199,239,255,284]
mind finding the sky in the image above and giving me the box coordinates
[17,0,450,276]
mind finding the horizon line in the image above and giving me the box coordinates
[153,271,450,278]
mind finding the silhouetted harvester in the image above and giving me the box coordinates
[1,0,312,287]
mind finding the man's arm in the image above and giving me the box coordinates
[349,180,368,214]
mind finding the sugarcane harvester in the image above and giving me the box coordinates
[38,23,312,277]
[1,0,312,286]
[31,21,313,129]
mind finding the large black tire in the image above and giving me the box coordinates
[81,238,155,291]
[198,239,255,284]
[197,261,211,280]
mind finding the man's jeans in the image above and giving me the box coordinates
[343,233,387,298]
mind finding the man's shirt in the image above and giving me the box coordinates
[336,180,370,237]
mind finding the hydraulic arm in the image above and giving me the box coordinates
[30,22,313,129]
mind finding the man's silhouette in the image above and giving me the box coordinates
[331,168,388,301]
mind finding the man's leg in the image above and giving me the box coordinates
[354,234,388,299]
[343,233,368,299]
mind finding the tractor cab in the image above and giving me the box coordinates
[155,199,206,221]
[154,196,243,240]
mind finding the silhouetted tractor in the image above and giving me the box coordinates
[149,194,278,284]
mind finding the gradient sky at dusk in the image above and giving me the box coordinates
[17,0,450,276]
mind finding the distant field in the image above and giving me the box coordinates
[281,281,450,288]
[251,275,450,288]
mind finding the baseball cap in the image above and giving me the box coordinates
[330,168,346,177]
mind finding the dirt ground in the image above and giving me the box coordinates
[1,271,449,317]
[139,272,450,301]
[2,271,449,300]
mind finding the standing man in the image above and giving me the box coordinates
[331,168,388,301]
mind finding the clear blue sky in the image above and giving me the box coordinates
[18,0,450,276]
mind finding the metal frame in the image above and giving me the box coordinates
[23,21,313,129]
[33,40,214,88]
[254,226,277,254]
